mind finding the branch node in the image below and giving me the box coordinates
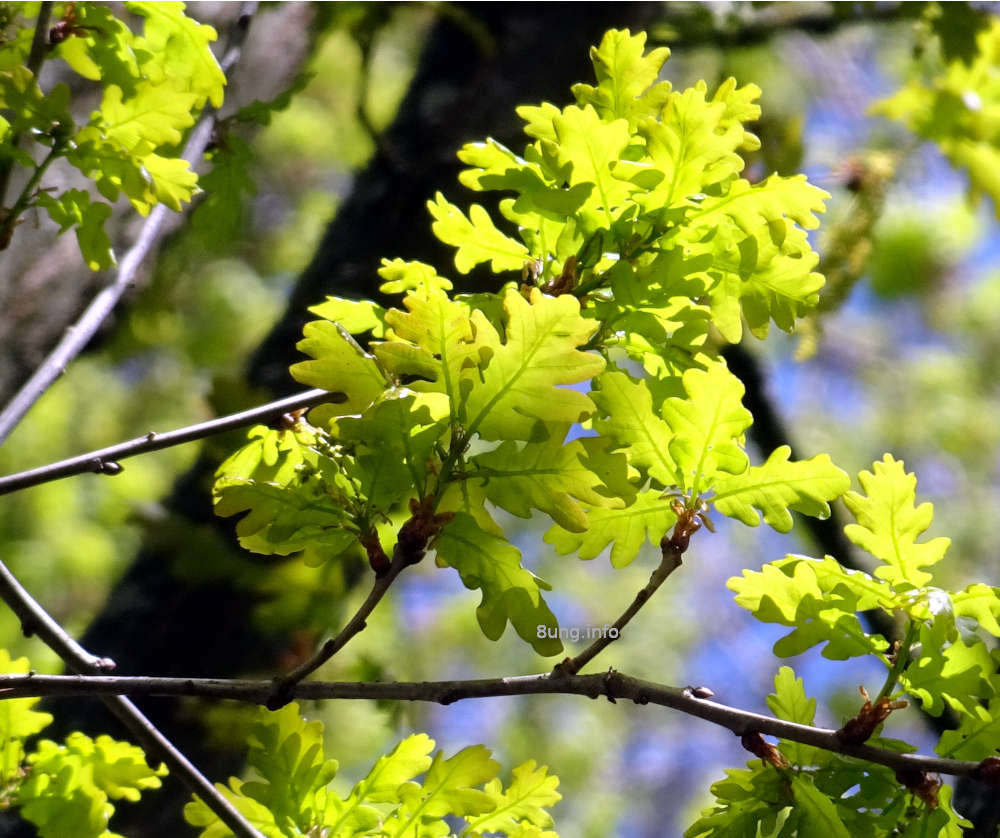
[603,668,620,703]
[93,655,117,673]
[265,681,293,712]
[551,657,576,678]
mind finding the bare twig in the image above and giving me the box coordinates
[554,506,697,676]
[266,496,451,709]
[0,668,992,784]
[266,543,410,709]
[0,2,257,446]
[0,559,264,838]
[0,388,342,495]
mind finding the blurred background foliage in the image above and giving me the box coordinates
[4,3,1000,837]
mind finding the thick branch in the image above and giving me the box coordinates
[0,669,989,783]
[0,388,342,495]
[0,2,257,447]
[0,559,264,838]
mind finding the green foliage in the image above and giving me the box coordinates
[687,667,971,838]
[725,455,1000,833]
[0,2,225,266]
[184,702,561,837]
[215,29,843,660]
[874,18,1000,218]
[10,16,1000,838]
[0,651,166,837]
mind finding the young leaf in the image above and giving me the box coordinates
[378,258,454,296]
[324,734,436,835]
[307,296,387,338]
[591,370,681,487]
[20,733,166,838]
[290,320,388,415]
[843,455,951,590]
[35,189,115,271]
[333,390,450,502]
[469,433,620,533]
[544,490,677,569]
[396,745,500,820]
[126,1,226,108]
[729,556,890,660]
[712,446,850,532]
[767,666,822,766]
[900,632,995,716]
[571,28,672,127]
[240,703,339,833]
[428,193,529,274]
[950,583,1000,637]
[434,512,562,655]
[551,104,633,225]
[382,288,482,422]
[0,650,54,786]
[462,288,605,441]
[937,700,1000,761]
[636,82,754,207]
[464,760,562,835]
[790,774,851,838]
[213,425,358,560]
[661,361,752,495]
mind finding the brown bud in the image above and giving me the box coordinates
[836,686,908,745]
[740,731,790,769]
[895,766,940,808]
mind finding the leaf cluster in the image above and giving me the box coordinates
[214,30,845,658]
[0,2,225,267]
[0,651,166,838]
[687,667,970,838]
[184,702,560,838]
[873,16,1000,219]
[721,456,1000,834]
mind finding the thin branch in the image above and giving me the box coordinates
[0,559,264,838]
[0,1,53,206]
[266,496,452,708]
[554,507,696,676]
[266,544,410,709]
[0,2,257,447]
[0,141,63,246]
[0,669,992,784]
[0,388,343,495]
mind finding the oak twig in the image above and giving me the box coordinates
[0,668,993,784]
[265,553,409,710]
[553,505,697,676]
[0,559,264,838]
[0,388,342,495]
